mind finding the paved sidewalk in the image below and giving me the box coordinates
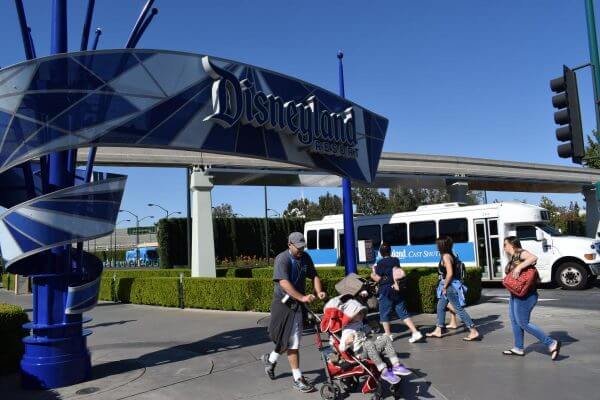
[1,289,599,400]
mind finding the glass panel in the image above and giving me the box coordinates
[475,222,489,278]
[490,237,502,278]
[382,223,407,246]
[439,218,468,243]
[489,220,498,236]
[307,230,317,250]
[516,225,537,241]
[409,221,436,245]
[319,229,335,249]
[357,225,381,248]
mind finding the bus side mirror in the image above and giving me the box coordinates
[536,229,544,242]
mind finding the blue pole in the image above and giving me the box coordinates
[126,0,154,48]
[129,8,158,48]
[80,0,95,51]
[21,0,92,389]
[338,51,357,275]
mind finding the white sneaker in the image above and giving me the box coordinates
[408,331,423,343]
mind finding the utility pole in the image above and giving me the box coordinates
[586,0,600,130]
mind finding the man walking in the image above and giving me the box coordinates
[261,232,326,393]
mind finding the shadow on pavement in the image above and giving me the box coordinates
[91,326,270,381]
[86,320,136,329]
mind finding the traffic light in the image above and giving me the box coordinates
[550,65,584,164]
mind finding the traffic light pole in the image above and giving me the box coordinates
[585,0,600,131]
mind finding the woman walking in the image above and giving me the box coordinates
[426,237,480,341]
[502,236,561,359]
[371,243,423,343]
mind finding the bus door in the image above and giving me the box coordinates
[474,218,502,280]
[337,230,344,266]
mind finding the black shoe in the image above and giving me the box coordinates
[261,353,276,380]
[293,376,315,393]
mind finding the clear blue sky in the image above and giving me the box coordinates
[0,1,596,226]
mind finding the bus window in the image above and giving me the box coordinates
[357,225,381,248]
[439,218,468,243]
[516,225,537,241]
[382,223,407,246]
[409,221,436,245]
[307,230,317,249]
[319,229,335,249]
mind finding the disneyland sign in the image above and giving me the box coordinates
[202,56,358,159]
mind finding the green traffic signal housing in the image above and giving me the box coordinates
[550,65,585,164]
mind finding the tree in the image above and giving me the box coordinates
[539,196,585,235]
[352,188,390,215]
[318,192,343,215]
[283,198,322,220]
[584,130,600,169]
[212,203,234,218]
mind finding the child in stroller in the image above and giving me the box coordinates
[339,300,412,384]
[310,291,410,400]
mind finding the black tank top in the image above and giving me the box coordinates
[438,253,459,279]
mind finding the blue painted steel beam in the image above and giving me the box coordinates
[337,51,358,275]
[129,8,158,48]
[126,0,154,48]
[21,0,91,389]
[80,0,95,51]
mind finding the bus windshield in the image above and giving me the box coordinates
[536,223,563,236]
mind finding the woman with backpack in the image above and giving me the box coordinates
[426,236,480,341]
[371,243,423,343]
[502,236,560,359]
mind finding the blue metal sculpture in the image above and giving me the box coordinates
[0,1,387,390]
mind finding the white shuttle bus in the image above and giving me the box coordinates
[304,202,600,290]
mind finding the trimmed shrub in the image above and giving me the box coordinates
[0,304,29,375]
[102,267,482,313]
[102,268,191,279]
[99,278,113,301]
[128,278,180,307]
[2,273,12,290]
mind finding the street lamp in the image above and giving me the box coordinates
[267,208,281,217]
[148,203,181,219]
[119,209,154,267]
[114,219,131,267]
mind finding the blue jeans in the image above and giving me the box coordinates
[378,293,410,322]
[436,285,474,328]
[509,292,554,350]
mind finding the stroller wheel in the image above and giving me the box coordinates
[370,383,384,400]
[340,377,358,393]
[391,382,403,399]
[320,383,340,400]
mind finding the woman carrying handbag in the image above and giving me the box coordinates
[502,236,561,359]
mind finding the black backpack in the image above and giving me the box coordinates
[452,253,467,282]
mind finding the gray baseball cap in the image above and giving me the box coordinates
[288,232,306,248]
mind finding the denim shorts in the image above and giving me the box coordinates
[378,293,410,322]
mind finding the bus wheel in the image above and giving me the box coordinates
[556,262,588,290]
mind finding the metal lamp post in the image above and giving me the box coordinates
[148,203,181,219]
[119,209,153,266]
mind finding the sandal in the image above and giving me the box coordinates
[462,335,481,342]
[502,349,524,357]
[425,332,443,338]
[550,340,561,361]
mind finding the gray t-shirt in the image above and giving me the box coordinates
[272,250,317,300]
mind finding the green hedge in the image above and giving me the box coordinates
[2,273,12,290]
[99,268,482,314]
[92,249,127,262]
[0,304,29,375]
[157,217,305,268]
[102,268,191,279]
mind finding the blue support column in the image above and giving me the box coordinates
[338,51,357,275]
[21,0,92,389]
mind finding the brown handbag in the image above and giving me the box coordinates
[502,266,539,297]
